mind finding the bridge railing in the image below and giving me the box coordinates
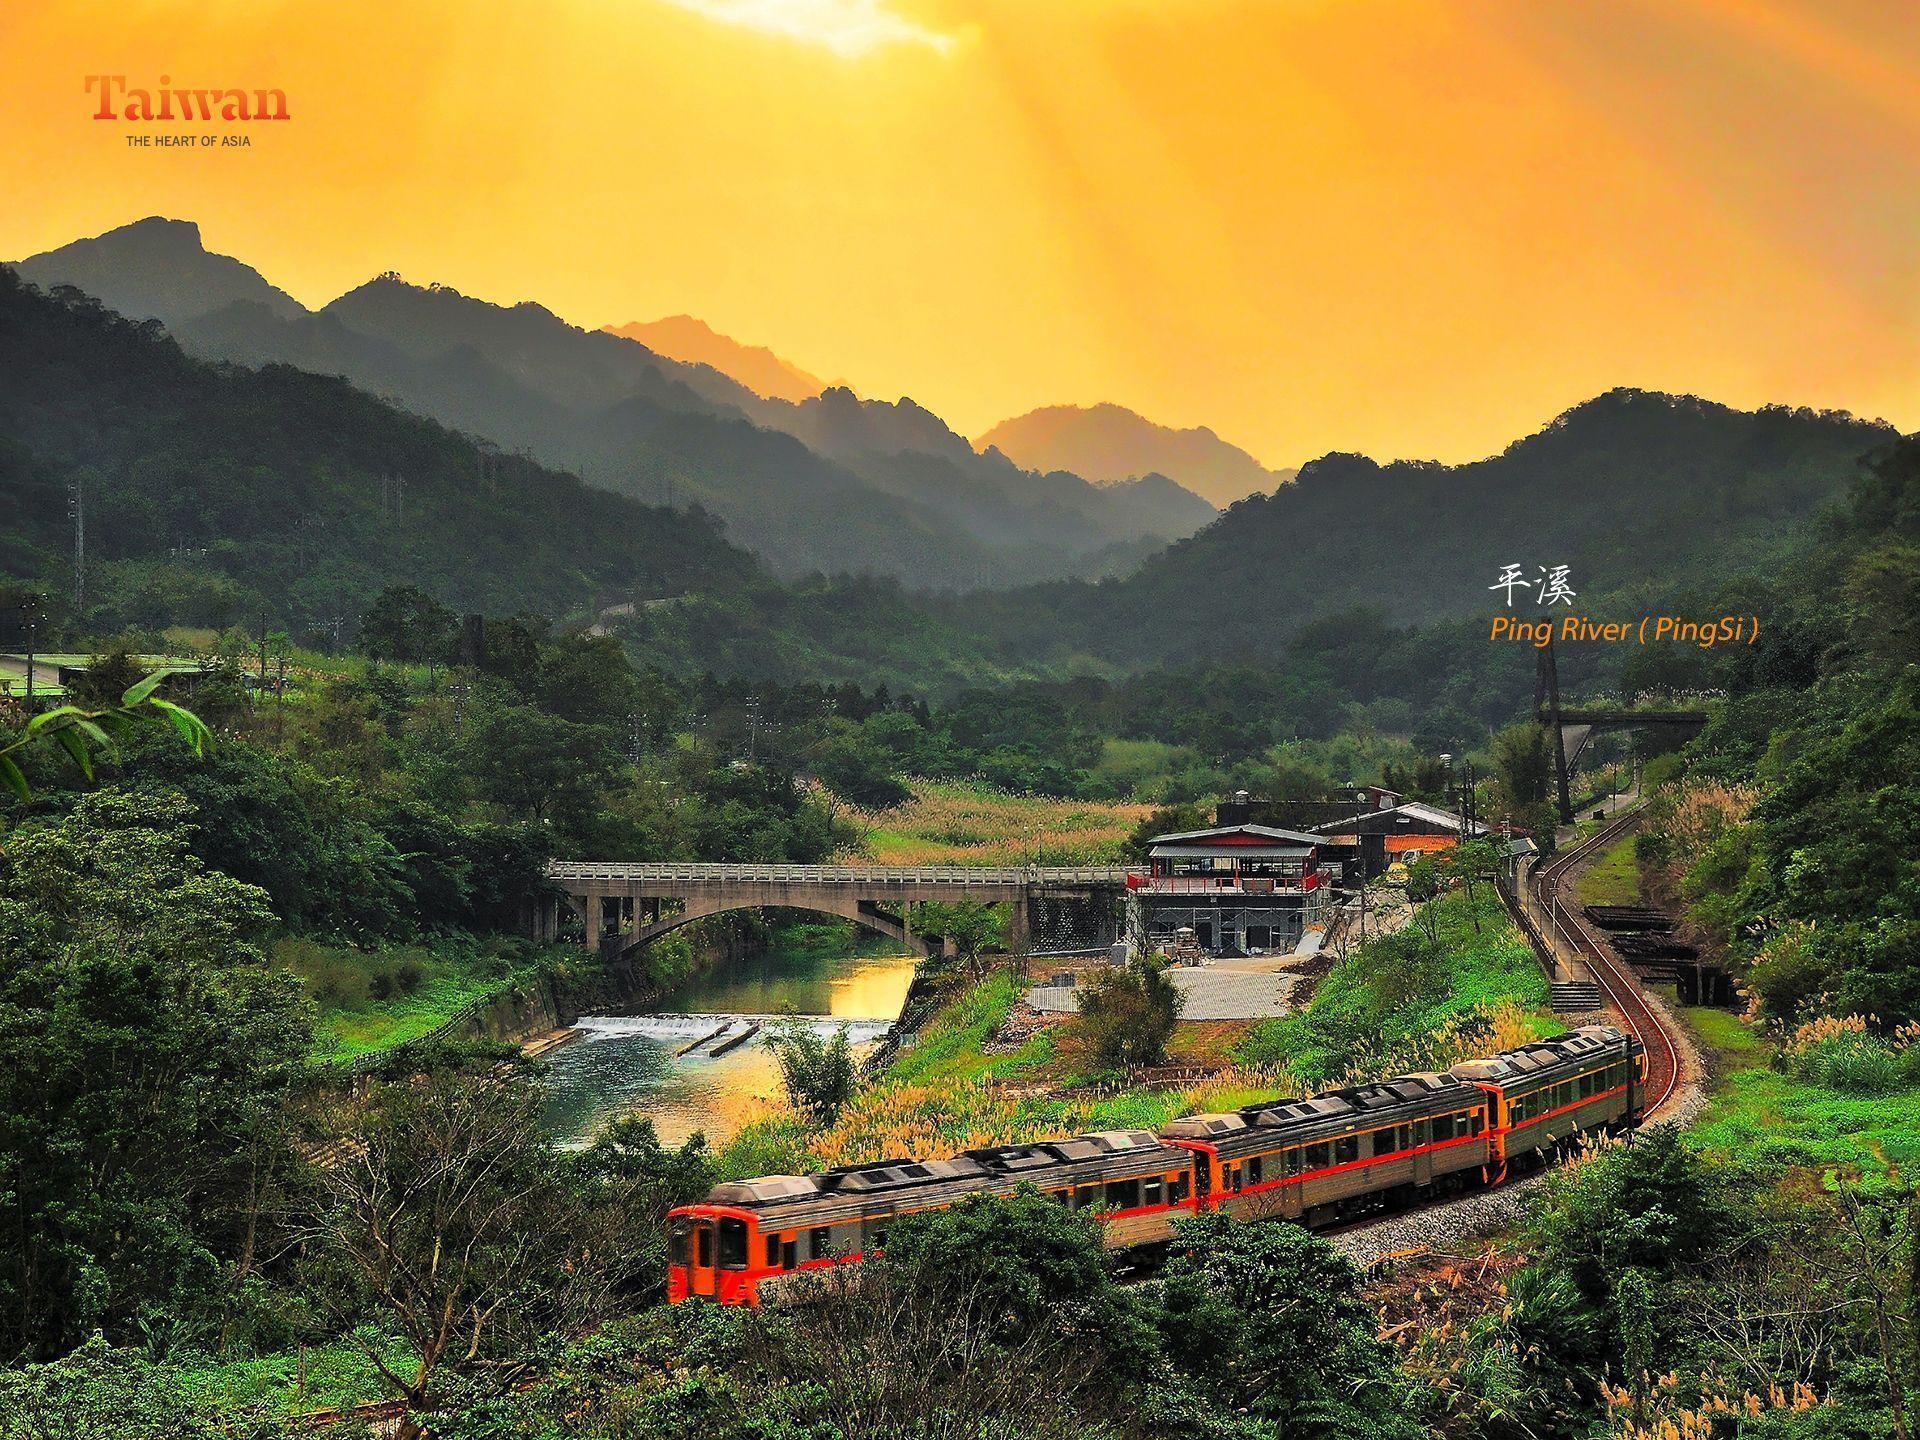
[545,862,1128,886]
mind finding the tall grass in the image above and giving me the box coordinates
[845,779,1152,867]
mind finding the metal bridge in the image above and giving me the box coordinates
[541,861,1127,959]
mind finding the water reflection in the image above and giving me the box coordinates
[541,937,919,1149]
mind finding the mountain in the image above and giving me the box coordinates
[978,402,1293,507]
[11,217,304,329]
[605,316,827,403]
[12,219,1211,590]
[0,268,750,626]
[966,389,1899,667]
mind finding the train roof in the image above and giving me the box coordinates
[704,1128,1173,1212]
[1447,1025,1633,1084]
[1162,1071,1479,1149]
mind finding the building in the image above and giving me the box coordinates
[1126,823,1334,957]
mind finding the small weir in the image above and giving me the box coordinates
[541,933,919,1148]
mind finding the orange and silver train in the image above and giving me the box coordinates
[668,1024,1645,1305]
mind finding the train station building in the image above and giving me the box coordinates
[1125,823,1335,956]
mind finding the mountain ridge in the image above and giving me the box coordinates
[979,401,1293,507]
[10,218,1213,591]
[605,315,829,403]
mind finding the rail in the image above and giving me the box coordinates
[1527,809,1681,1116]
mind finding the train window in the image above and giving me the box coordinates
[1247,1155,1264,1185]
[872,1228,888,1252]
[1144,1175,1165,1206]
[1048,1189,1070,1205]
[1410,1120,1428,1147]
[669,1221,690,1267]
[1075,1183,1100,1209]
[765,1235,781,1268]
[1282,1148,1300,1175]
[1306,1142,1331,1170]
[810,1227,832,1260]
[696,1225,713,1269]
[783,1239,798,1270]
[1105,1178,1142,1209]
[1334,1136,1359,1165]
[719,1219,749,1270]
[1171,1173,1191,1202]
[1471,1111,1484,1136]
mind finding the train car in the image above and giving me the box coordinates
[667,1024,1648,1306]
[1449,1024,1644,1179]
[1163,1072,1492,1226]
[667,1127,1196,1305]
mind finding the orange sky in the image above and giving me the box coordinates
[5,0,1919,466]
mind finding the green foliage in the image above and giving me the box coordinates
[0,270,749,628]
[1157,1212,1424,1439]
[912,898,1006,979]
[1239,889,1551,1083]
[0,1336,279,1440]
[0,789,311,1358]
[1072,961,1185,1071]
[0,665,210,801]
[763,1020,857,1124]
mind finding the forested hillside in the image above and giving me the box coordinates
[14,220,1215,589]
[970,390,1897,667]
[0,271,749,629]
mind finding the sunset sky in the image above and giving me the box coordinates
[5,0,1919,467]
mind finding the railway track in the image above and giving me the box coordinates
[1529,808,1681,1115]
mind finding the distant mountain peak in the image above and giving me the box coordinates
[977,402,1291,507]
[11,215,305,328]
[605,315,829,404]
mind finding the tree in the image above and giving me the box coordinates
[1156,1212,1424,1439]
[298,1068,596,1431]
[1491,722,1555,807]
[912,899,1005,982]
[1071,960,1184,1070]
[357,585,458,669]
[764,1020,857,1124]
[0,789,308,1358]
[1406,856,1444,939]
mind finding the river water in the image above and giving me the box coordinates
[540,930,919,1148]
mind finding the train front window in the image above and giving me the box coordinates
[669,1221,691,1267]
[696,1224,713,1268]
[718,1218,749,1270]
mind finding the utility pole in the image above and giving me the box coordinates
[1539,639,1574,825]
[20,596,39,708]
[68,475,85,611]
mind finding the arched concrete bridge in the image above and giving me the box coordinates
[542,862,1127,959]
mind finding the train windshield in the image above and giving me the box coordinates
[668,1219,690,1267]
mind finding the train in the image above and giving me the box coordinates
[667,1023,1646,1305]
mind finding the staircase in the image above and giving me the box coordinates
[1550,980,1605,1013]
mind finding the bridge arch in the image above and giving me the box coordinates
[608,890,926,960]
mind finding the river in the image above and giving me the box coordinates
[540,925,919,1148]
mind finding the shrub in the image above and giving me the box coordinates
[1070,961,1183,1071]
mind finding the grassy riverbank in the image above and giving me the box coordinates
[279,936,557,1066]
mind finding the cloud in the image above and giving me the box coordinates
[657,0,958,56]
